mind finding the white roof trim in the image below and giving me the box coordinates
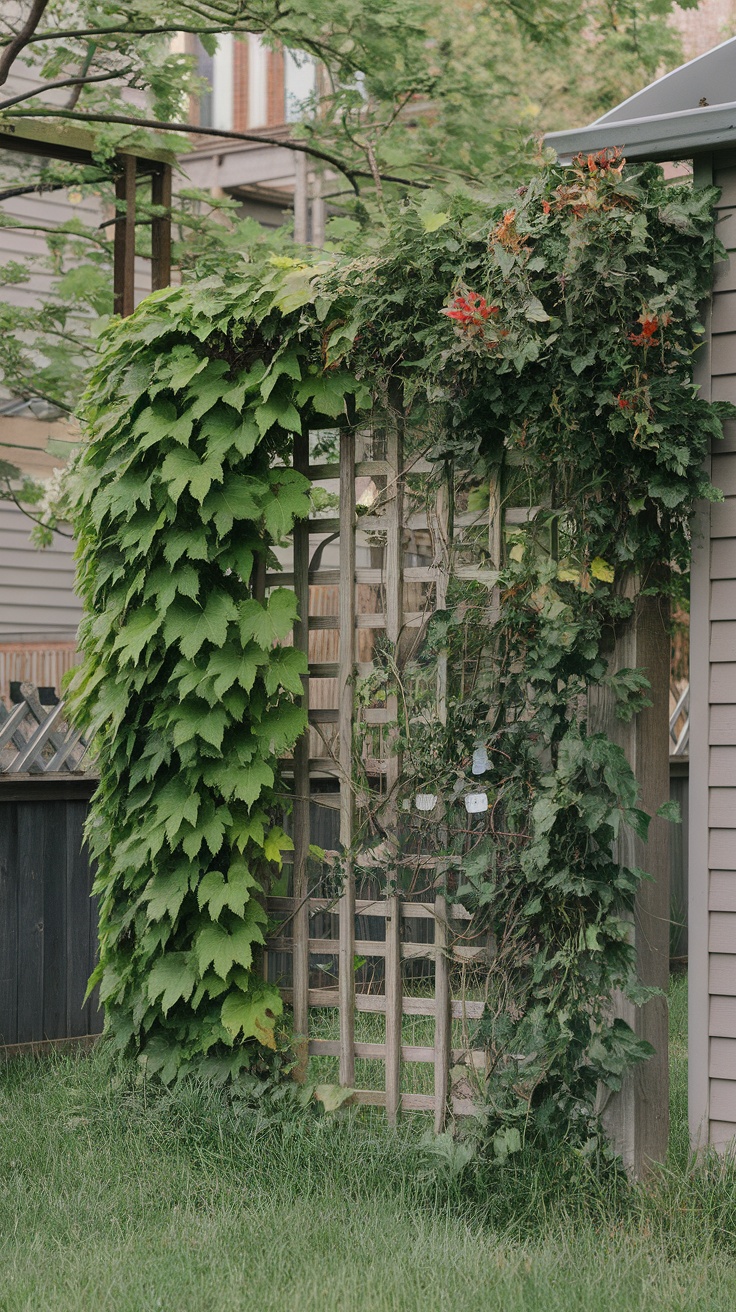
[546,101,736,164]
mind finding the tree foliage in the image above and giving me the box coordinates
[0,0,702,418]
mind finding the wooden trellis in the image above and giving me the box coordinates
[264,411,501,1129]
[0,683,91,775]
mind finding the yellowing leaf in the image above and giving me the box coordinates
[557,565,581,584]
[314,1083,355,1112]
[220,983,283,1048]
[590,556,615,583]
[420,210,449,233]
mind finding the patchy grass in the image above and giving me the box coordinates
[0,975,734,1311]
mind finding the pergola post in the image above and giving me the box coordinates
[113,154,137,318]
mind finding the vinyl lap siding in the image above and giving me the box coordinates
[696,156,736,1146]
[0,503,81,640]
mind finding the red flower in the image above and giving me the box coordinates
[542,200,551,215]
[628,314,660,347]
[442,290,499,328]
[617,394,632,409]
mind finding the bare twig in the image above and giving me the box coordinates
[0,67,132,112]
[0,0,50,87]
[5,107,430,193]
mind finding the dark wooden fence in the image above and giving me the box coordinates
[0,687,101,1052]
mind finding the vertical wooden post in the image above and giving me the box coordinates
[113,154,137,318]
[151,163,172,292]
[590,579,671,1175]
[431,476,451,1132]
[291,426,311,1080]
[338,426,356,1089]
[384,385,404,1125]
[294,152,309,244]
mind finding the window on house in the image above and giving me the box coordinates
[195,35,234,130]
[284,49,316,122]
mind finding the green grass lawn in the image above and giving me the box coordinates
[1,976,736,1312]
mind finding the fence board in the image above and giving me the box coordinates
[0,803,17,1045]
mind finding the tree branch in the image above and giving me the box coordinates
[0,0,50,87]
[6,108,430,192]
[0,68,132,112]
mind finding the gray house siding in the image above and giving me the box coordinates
[0,503,81,641]
[691,153,736,1150]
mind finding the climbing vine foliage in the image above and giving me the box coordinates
[73,154,729,1130]
[71,268,366,1082]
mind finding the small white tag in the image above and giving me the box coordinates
[464,792,488,814]
[472,745,489,775]
[415,793,438,812]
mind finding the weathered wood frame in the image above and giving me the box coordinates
[0,118,173,319]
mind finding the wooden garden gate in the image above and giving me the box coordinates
[264,413,503,1129]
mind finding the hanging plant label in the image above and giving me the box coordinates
[415,793,438,812]
[464,792,488,814]
[472,745,489,775]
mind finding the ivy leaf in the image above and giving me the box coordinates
[181,802,230,859]
[590,557,614,584]
[185,358,230,418]
[164,593,238,659]
[295,371,352,419]
[204,758,275,806]
[195,914,265,980]
[144,564,200,612]
[159,345,208,392]
[112,605,162,664]
[143,868,192,923]
[254,386,302,437]
[252,703,307,756]
[220,360,267,410]
[161,447,223,504]
[207,646,267,697]
[314,1084,355,1112]
[263,826,295,864]
[220,983,283,1047]
[197,860,260,920]
[171,703,229,751]
[657,800,682,824]
[151,777,200,839]
[163,525,210,566]
[201,476,263,536]
[264,647,308,696]
[239,588,299,648]
[147,953,197,1015]
[260,349,303,402]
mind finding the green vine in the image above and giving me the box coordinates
[71,154,731,1141]
[70,268,366,1082]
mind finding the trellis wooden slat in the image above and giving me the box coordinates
[291,427,311,1078]
[266,416,498,1126]
[338,426,356,1088]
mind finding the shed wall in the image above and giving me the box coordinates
[691,152,736,1149]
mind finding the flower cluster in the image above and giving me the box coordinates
[442,289,499,327]
[628,311,670,347]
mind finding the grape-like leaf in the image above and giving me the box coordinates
[147,952,197,1015]
[239,588,299,649]
[164,593,238,659]
[220,982,283,1048]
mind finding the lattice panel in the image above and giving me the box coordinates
[0,683,92,775]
